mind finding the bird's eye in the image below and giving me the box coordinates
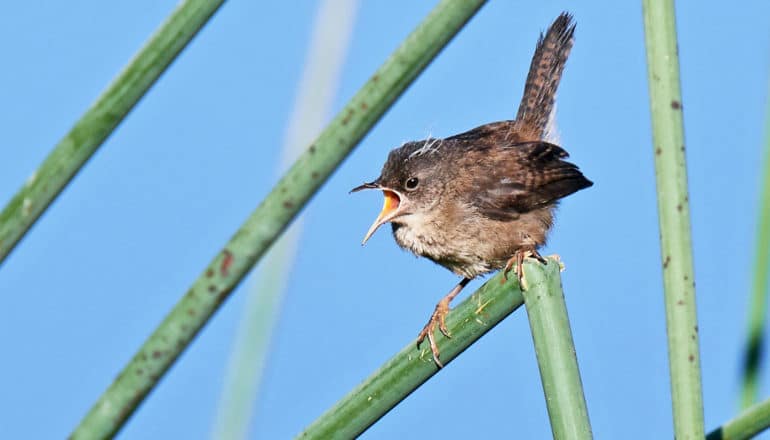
[405,177,419,190]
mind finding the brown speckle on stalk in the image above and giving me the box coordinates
[220,249,233,276]
[342,108,354,125]
[671,100,681,109]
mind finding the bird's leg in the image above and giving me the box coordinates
[502,248,547,286]
[416,277,471,368]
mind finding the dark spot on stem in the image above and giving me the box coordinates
[671,100,681,110]
[656,147,662,156]
[152,350,163,359]
[220,249,233,276]
[360,102,369,111]
[342,108,354,125]
[187,308,195,316]
[205,268,214,278]
[311,171,319,179]
[677,300,684,305]
[688,354,694,362]
[309,145,316,154]
[677,204,682,212]
[208,285,217,293]
[663,256,671,269]
[283,200,294,209]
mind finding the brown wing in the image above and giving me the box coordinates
[469,141,592,221]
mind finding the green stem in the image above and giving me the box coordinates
[642,1,705,438]
[740,81,770,409]
[70,1,486,438]
[0,0,225,266]
[707,397,770,440]
[297,265,543,439]
[522,260,592,439]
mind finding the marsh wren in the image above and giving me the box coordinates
[352,12,591,367]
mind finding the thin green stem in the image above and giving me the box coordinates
[642,1,704,438]
[740,81,770,409]
[70,1,486,438]
[522,260,592,439]
[296,264,552,439]
[707,397,770,440]
[0,0,225,266]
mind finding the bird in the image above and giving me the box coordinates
[351,12,591,367]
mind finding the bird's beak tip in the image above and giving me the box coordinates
[350,181,379,194]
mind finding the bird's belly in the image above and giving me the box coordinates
[390,208,553,279]
[391,222,506,279]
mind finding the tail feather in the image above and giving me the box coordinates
[516,12,575,140]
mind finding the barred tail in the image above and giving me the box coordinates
[516,12,575,139]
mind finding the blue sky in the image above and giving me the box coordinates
[1,1,770,438]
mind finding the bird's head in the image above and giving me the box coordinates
[351,138,448,245]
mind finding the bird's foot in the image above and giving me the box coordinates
[501,248,547,288]
[416,297,452,368]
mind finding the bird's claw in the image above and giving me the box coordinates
[416,301,452,368]
[501,249,547,287]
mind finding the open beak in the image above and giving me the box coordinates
[351,181,403,245]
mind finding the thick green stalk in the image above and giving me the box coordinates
[740,82,770,409]
[0,0,225,266]
[211,1,357,437]
[70,1,486,438]
[522,260,592,439]
[642,1,704,438]
[707,397,770,440]
[296,264,556,439]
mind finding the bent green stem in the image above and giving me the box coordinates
[522,260,592,439]
[297,264,538,439]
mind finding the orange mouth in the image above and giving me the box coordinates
[361,190,401,245]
